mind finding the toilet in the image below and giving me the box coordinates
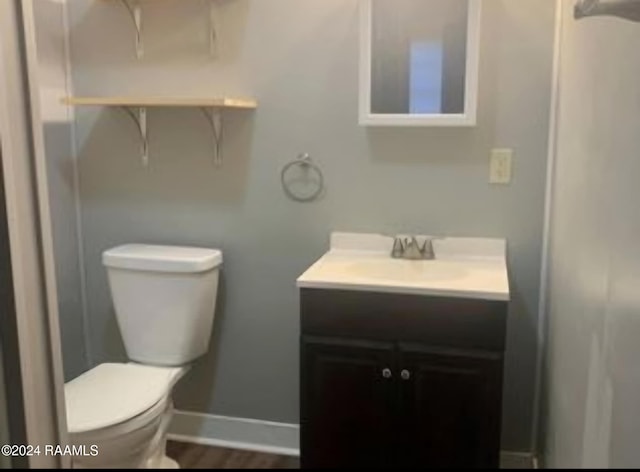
[64,244,223,468]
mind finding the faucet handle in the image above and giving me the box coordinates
[391,237,405,258]
[421,236,443,259]
[410,236,428,254]
[401,236,424,260]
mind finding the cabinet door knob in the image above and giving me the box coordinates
[401,369,411,381]
[382,368,392,379]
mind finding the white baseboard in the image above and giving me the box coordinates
[500,451,536,469]
[532,455,541,469]
[168,410,300,457]
[169,410,535,468]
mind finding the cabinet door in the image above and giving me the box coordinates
[301,336,396,469]
[398,344,503,469]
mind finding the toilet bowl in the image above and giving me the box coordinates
[64,245,222,468]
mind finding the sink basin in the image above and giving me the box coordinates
[344,259,467,282]
[296,232,510,301]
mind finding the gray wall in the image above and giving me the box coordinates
[541,1,640,467]
[67,0,555,451]
[32,0,88,381]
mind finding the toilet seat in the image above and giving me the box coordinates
[65,363,185,435]
[70,393,169,442]
[68,395,174,469]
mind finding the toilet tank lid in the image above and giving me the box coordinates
[64,363,185,433]
[103,244,222,273]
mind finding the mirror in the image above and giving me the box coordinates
[359,0,481,127]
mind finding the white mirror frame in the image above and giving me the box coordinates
[359,0,482,127]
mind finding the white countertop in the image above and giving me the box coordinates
[297,232,510,301]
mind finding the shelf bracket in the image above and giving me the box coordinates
[120,0,144,59]
[121,106,149,167]
[209,0,219,58]
[199,107,223,167]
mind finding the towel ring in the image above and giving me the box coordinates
[280,153,324,202]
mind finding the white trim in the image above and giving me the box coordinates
[168,411,300,457]
[463,0,481,126]
[532,454,541,469]
[531,0,564,457]
[0,1,66,466]
[169,410,535,466]
[358,0,481,127]
[168,434,299,458]
[500,451,536,469]
[358,0,372,125]
[18,2,70,466]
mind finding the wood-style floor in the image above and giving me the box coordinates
[166,441,300,469]
[166,441,533,469]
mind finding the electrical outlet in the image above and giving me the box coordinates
[489,148,513,184]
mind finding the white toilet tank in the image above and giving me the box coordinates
[103,244,223,366]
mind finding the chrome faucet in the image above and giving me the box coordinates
[391,236,437,260]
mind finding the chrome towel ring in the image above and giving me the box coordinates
[280,153,324,202]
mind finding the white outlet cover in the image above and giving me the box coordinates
[490,148,513,184]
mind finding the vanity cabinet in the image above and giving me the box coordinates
[300,288,507,469]
[396,344,502,468]
[301,339,396,469]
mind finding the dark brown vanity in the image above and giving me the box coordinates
[299,288,508,469]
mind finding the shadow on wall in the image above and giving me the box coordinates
[68,0,251,66]
[43,122,89,381]
[76,107,256,208]
[44,124,77,190]
[502,268,538,446]
[172,273,228,411]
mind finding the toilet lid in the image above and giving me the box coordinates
[65,363,185,433]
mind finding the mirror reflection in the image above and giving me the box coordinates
[371,0,469,115]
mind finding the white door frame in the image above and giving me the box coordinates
[0,0,68,467]
[531,0,564,459]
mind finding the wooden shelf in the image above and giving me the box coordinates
[63,96,257,109]
[62,96,257,167]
